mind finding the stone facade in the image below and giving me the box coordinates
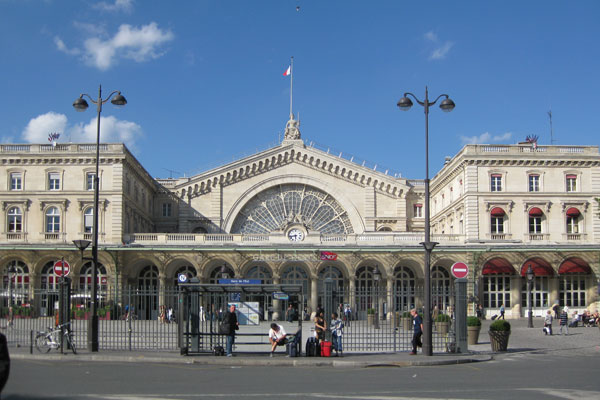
[1,137,599,320]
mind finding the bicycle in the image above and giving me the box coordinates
[35,322,77,354]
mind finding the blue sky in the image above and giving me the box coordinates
[1,0,599,180]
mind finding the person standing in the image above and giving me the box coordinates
[315,309,326,343]
[344,304,352,326]
[552,303,560,320]
[224,304,239,356]
[499,304,505,320]
[409,308,422,355]
[330,312,343,356]
[543,310,553,335]
[559,307,569,335]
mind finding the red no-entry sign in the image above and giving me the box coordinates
[451,262,469,279]
[53,259,71,277]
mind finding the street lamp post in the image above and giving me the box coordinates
[73,85,127,352]
[7,265,16,325]
[373,266,381,329]
[527,265,534,328]
[397,87,455,356]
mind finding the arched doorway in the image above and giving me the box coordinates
[317,265,345,313]
[431,265,452,313]
[558,257,591,308]
[520,259,553,316]
[40,261,58,317]
[78,261,108,309]
[394,266,416,312]
[245,264,273,320]
[137,265,159,320]
[481,258,515,315]
[281,265,309,313]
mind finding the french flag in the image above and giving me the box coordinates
[283,66,291,76]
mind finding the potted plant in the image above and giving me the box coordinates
[488,319,511,351]
[435,313,451,335]
[367,308,375,326]
[467,316,482,345]
[401,311,412,331]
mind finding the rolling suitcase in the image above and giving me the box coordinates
[286,341,298,357]
[306,337,320,357]
[320,340,332,357]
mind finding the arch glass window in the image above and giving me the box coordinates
[521,276,550,309]
[173,265,196,286]
[45,207,60,233]
[209,265,235,284]
[317,265,345,307]
[3,260,30,307]
[138,265,159,289]
[79,262,108,294]
[281,265,309,298]
[231,184,353,235]
[394,266,416,312]
[431,266,452,311]
[84,207,94,233]
[7,207,22,232]
[41,261,60,291]
[246,265,273,284]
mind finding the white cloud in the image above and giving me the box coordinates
[70,115,142,151]
[93,0,134,13]
[54,36,81,55]
[424,30,454,60]
[429,42,454,60]
[81,22,174,70]
[21,112,142,150]
[460,132,513,145]
[22,112,68,143]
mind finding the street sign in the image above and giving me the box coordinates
[53,259,71,277]
[178,273,188,283]
[451,262,469,279]
[273,292,289,300]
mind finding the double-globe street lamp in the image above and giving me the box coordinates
[72,85,127,352]
[526,264,535,328]
[397,87,455,356]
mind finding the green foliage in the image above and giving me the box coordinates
[435,313,451,323]
[402,311,412,318]
[489,319,511,332]
[467,316,482,326]
[367,308,375,315]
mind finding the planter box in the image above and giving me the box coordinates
[435,321,449,335]
[489,330,510,351]
[99,311,111,320]
[467,326,481,345]
[367,314,374,326]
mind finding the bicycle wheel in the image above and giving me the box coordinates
[66,333,77,354]
[35,332,52,353]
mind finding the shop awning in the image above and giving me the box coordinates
[566,207,580,217]
[528,207,543,216]
[520,258,553,276]
[558,258,591,274]
[490,207,505,217]
[482,258,515,275]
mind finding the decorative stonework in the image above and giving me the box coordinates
[284,114,301,140]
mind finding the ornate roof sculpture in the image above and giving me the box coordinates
[231,183,353,235]
[283,113,301,141]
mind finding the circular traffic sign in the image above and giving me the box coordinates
[53,259,71,277]
[451,262,469,279]
[178,273,188,283]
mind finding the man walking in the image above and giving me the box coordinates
[410,308,422,355]
[559,307,569,335]
[224,304,239,356]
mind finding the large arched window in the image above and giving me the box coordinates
[394,266,416,312]
[79,262,108,294]
[3,260,29,307]
[7,207,22,232]
[45,206,60,233]
[281,265,309,306]
[209,264,235,284]
[318,265,345,309]
[231,184,354,235]
[173,265,197,286]
[138,265,159,289]
[245,265,273,284]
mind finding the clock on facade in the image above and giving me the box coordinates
[287,228,305,242]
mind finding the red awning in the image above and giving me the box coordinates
[482,258,515,275]
[490,207,505,217]
[528,207,543,216]
[566,174,577,179]
[566,207,580,217]
[521,259,554,276]
[558,258,591,274]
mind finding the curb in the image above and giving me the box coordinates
[10,352,492,368]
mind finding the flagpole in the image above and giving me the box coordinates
[289,56,294,118]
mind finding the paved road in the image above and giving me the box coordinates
[5,350,600,399]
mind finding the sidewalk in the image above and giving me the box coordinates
[8,318,599,368]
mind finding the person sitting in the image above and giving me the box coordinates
[268,323,287,357]
[568,311,581,328]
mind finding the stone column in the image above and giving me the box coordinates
[348,277,356,316]
[159,274,167,310]
[549,275,560,306]
[310,277,318,318]
[510,275,522,318]
[272,277,280,321]
[386,276,394,320]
